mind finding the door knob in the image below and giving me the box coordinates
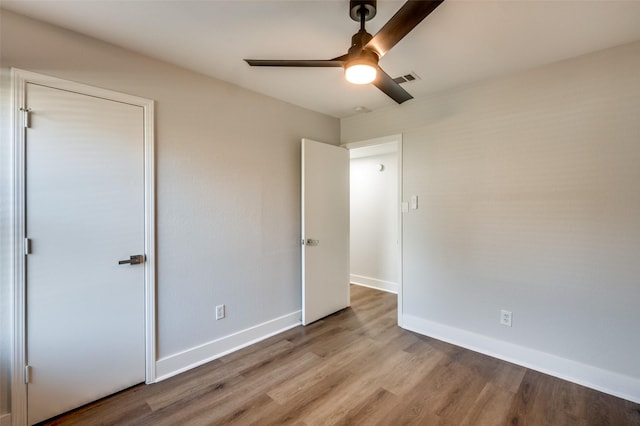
[305,239,320,246]
[118,254,145,265]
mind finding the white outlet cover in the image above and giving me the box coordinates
[216,304,225,320]
[500,309,512,327]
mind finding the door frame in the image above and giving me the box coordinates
[10,69,156,425]
[342,134,404,326]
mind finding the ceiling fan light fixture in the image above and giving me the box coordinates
[345,62,377,84]
[345,49,378,85]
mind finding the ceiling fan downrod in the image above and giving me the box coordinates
[348,0,377,61]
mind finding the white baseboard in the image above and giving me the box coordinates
[155,311,301,381]
[0,413,11,426]
[350,274,398,294]
[402,314,640,404]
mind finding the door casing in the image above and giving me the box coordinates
[10,69,156,425]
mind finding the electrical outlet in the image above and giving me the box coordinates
[500,309,512,327]
[216,304,225,320]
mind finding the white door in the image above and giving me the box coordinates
[25,83,146,424]
[301,139,350,325]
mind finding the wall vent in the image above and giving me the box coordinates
[392,72,421,84]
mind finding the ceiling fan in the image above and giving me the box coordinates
[244,0,444,104]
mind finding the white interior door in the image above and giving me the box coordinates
[25,83,146,424]
[301,139,350,325]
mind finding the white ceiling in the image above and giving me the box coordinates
[3,0,640,118]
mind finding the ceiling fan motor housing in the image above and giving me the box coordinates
[350,0,377,22]
[350,28,373,51]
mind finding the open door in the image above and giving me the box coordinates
[301,139,350,325]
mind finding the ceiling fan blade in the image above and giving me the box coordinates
[366,0,444,58]
[244,59,345,67]
[372,67,413,104]
[331,54,350,62]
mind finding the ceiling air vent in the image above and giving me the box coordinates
[392,72,421,84]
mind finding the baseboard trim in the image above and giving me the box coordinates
[0,413,11,426]
[402,314,640,404]
[155,311,301,381]
[350,275,398,294]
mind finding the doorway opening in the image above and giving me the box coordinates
[343,135,403,323]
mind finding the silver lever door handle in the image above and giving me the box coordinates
[118,254,145,265]
[305,239,320,246]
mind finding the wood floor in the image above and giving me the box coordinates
[45,285,640,425]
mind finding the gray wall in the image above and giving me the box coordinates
[0,9,339,416]
[343,41,640,401]
[350,148,398,291]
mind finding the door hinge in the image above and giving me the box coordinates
[24,238,32,255]
[25,365,32,384]
[20,107,32,128]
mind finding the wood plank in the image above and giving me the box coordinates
[267,335,377,404]
[299,345,415,424]
[140,351,321,425]
[379,348,445,397]
[336,387,401,426]
[459,382,515,425]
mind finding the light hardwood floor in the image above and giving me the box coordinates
[44,285,640,425]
